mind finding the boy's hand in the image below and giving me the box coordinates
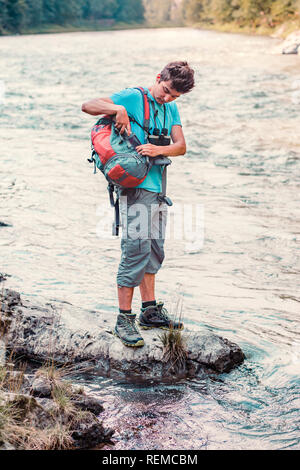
[136,144,163,157]
[115,106,131,135]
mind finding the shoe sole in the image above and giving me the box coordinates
[113,330,144,348]
[138,322,184,331]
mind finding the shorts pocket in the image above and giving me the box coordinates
[120,188,141,206]
[121,237,141,260]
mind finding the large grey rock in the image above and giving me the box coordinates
[0,288,244,380]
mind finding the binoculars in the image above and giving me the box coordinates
[148,128,171,146]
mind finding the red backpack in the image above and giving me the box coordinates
[89,87,151,188]
[87,87,152,235]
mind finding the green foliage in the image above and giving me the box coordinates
[181,0,204,23]
[54,0,82,24]
[88,0,118,20]
[210,0,239,23]
[0,1,8,33]
[1,0,299,34]
[42,0,56,24]
[25,0,44,27]
[143,0,188,25]
[181,0,300,28]
[143,0,173,24]
[271,0,297,19]
[115,0,145,23]
[0,0,145,34]
[5,0,28,32]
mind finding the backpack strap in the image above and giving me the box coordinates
[134,87,172,206]
[108,183,120,236]
[107,87,152,237]
[133,86,150,142]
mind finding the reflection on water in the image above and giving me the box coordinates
[0,28,299,449]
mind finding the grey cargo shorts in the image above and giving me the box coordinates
[117,188,168,288]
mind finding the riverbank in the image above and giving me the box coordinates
[1,18,299,39]
[0,359,114,449]
[0,20,183,37]
[190,19,300,39]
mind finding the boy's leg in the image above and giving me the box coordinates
[139,273,155,302]
[115,284,144,347]
[138,201,166,305]
[114,189,151,348]
[118,285,134,310]
[138,202,184,331]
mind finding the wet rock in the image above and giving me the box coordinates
[3,370,31,393]
[2,392,43,422]
[281,30,300,54]
[1,289,21,309]
[31,375,52,398]
[71,395,104,415]
[0,222,12,227]
[71,415,114,449]
[0,377,114,449]
[0,272,11,283]
[34,397,61,417]
[20,374,33,394]
[0,288,245,381]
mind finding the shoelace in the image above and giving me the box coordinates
[156,304,171,322]
[121,316,139,335]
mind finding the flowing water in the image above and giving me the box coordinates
[0,27,299,450]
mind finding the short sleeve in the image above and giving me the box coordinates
[110,88,141,117]
[171,102,182,127]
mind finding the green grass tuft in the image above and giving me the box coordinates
[158,292,188,371]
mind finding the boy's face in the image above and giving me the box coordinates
[152,74,182,104]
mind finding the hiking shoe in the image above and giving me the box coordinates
[138,301,184,330]
[113,313,144,347]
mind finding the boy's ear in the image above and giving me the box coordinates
[156,73,161,82]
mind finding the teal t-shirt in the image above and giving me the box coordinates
[110,87,182,193]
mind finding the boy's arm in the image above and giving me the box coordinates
[81,97,131,134]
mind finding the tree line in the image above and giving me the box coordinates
[1,0,299,35]
[143,0,300,29]
[181,0,300,28]
[0,0,145,34]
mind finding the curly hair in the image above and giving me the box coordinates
[159,61,195,94]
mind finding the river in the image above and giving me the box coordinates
[0,27,299,450]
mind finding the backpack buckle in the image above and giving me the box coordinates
[158,195,173,206]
